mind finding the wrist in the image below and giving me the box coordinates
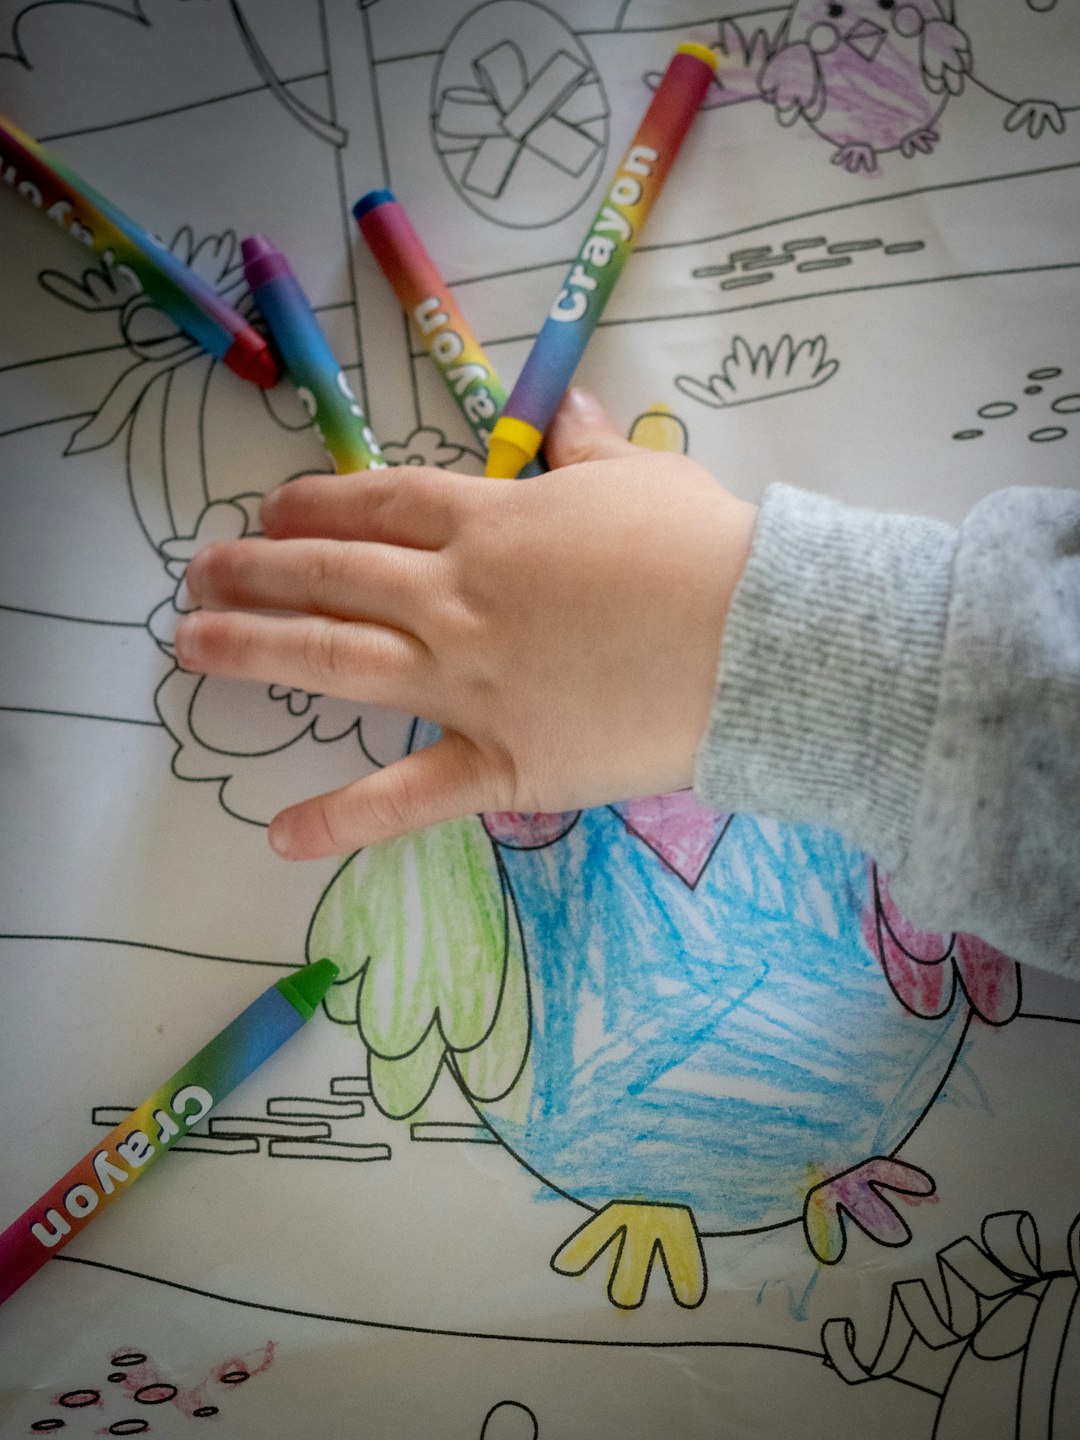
[694,483,957,866]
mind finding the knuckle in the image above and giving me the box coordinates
[309,539,346,594]
[367,775,418,837]
[303,618,348,682]
[309,792,348,855]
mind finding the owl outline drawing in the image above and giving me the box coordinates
[759,0,973,172]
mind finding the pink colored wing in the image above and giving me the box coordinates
[867,867,957,1018]
[953,932,1021,1026]
[868,867,1021,1025]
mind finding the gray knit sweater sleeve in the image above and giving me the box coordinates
[693,483,1080,978]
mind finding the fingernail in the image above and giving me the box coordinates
[260,487,281,530]
[173,614,199,667]
[183,549,207,601]
[565,386,601,417]
[268,816,296,858]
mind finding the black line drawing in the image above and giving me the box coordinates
[431,2,610,228]
[0,0,147,68]
[411,1121,501,1144]
[759,3,971,174]
[952,363,1078,445]
[962,0,1080,139]
[92,1080,389,1162]
[823,1207,1080,1438]
[480,1400,539,1439]
[28,1342,276,1432]
[692,229,927,292]
[676,333,839,408]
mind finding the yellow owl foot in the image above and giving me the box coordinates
[551,1201,707,1309]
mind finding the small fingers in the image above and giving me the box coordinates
[185,536,436,633]
[260,466,473,548]
[174,608,432,716]
[544,387,641,469]
[268,733,503,857]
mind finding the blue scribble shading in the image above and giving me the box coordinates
[478,808,967,1234]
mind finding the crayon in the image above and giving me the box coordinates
[242,235,386,473]
[484,42,717,479]
[0,111,278,388]
[0,959,338,1306]
[353,189,507,457]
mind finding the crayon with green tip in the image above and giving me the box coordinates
[0,959,339,1306]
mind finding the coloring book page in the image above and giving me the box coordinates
[1,1,1079,1435]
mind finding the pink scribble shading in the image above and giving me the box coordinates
[216,1339,276,1384]
[865,868,1021,1025]
[803,1156,936,1263]
[864,868,954,1018]
[54,1387,103,1408]
[953,932,1021,1025]
[482,810,579,848]
[611,792,730,889]
[103,1341,276,1418]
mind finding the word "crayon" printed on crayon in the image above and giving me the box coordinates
[413,296,500,444]
[297,370,387,468]
[549,145,656,324]
[2,148,147,256]
[30,1084,212,1249]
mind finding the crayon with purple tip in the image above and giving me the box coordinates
[242,235,386,474]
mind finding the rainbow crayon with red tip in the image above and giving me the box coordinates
[0,111,278,388]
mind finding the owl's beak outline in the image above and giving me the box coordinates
[844,18,887,62]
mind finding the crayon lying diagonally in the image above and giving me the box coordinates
[353,189,508,459]
[0,960,338,1306]
[485,42,717,479]
[0,110,277,388]
[242,236,386,474]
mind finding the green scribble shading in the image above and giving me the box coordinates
[308,816,530,1118]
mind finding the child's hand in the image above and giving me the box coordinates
[175,388,757,858]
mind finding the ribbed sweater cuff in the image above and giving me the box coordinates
[693,483,957,867]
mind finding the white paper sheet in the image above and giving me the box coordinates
[1,2,1079,1435]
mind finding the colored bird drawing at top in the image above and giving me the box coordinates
[758,0,973,172]
[309,759,1020,1310]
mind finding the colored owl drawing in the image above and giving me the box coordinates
[309,765,1019,1310]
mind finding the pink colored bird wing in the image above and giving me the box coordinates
[867,867,957,1018]
[953,933,1022,1026]
[759,41,824,124]
[920,19,972,96]
[868,869,1022,1025]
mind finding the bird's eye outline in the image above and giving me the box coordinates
[878,0,895,9]
[828,2,844,14]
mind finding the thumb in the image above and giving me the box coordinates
[267,734,497,859]
[544,387,641,468]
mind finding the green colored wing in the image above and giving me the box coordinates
[307,815,530,1118]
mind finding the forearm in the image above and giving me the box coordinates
[694,483,1080,978]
